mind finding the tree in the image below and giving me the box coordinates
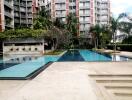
[89,24,102,48]
[118,13,132,36]
[89,24,112,49]
[66,13,78,37]
[33,7,52,30]
[65,13,79,48]
[53,18,65,29]
[0,29,47,40]
[110,13,131,52]
[100,26,112,48]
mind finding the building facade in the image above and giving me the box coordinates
[0,0,40,32]
[46,0,110,36]
[14,0,34,28]
[0,0,14,32]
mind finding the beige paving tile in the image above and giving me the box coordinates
[0,62,132,100]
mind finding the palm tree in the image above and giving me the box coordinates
[118,13,132,36]
[110,13,131,52]
[89,24,103,49]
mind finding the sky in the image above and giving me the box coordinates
[111,0,132,17]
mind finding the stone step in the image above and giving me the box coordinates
[93,77,132,83]
[114,92,132,97]
[99,83,132,87]
[115,96,132,100]
[96,79,132,83]
[89,74,132,78]
[105,86,132,89]
[106,89,132,97]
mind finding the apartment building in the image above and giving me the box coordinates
[0,0,39,32]
[13,0,34,28]
[0,0,14,32]
[45,0,110,36]
[38,0,46,10]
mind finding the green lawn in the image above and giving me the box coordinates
[44,50,65,55]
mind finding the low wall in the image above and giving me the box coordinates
[3,45,44,55]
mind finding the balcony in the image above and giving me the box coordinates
[21,15,26,18]
[79,6,90,10]
[100,13,108,16]
[20,21,27,24]
[27,9,32,13]
[20,3,26,7]
[55,0,65,3]
[27,14,33,18]
[28,21,32,24]
[56,13,66,17]
[79,13,90,17]
[23,0,32,1]
[14,14,20,17]
[14,7,19,11]
[4,0,13,9]
[69,9,76,13]
[80,27,89,31]
[5,24,14,28]
[4,11,13,19]
[79,21,90,24]
[69,3,76,6]
[14,20,20,23]
[20,9,26,12]
[80,0,90,3]
[55,7,66,11]
[27,3,32,7]
[14,1,19,5]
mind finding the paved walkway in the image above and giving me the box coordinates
[120,52,132,58]
[0,62,132,100]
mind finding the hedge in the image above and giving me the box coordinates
[107,44,132,52]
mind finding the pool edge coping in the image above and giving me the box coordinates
[0,62,53,80]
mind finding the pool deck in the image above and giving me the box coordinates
[0,62,132,100]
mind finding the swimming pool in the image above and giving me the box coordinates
[58,50,132,61]
[0,50,131,79]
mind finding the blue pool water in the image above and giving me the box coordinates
[58,50,132,62]
[0,56,59,78]
[0,50,131,79]
[79,50,112,61]
[58,50,85,61]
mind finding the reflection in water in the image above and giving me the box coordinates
[0,55,41,70]
[111,55,132,61]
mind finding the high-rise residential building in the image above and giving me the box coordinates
[45,0,110,36]
[0,0,14,32]
[0,0,39,32]
[14,0,33,28]
[38,0,46,10]
[33,0,39,17]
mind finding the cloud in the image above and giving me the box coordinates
[111,0,132,17]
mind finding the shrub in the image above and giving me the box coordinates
[122,36,132,44]
[107,44,132,51]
